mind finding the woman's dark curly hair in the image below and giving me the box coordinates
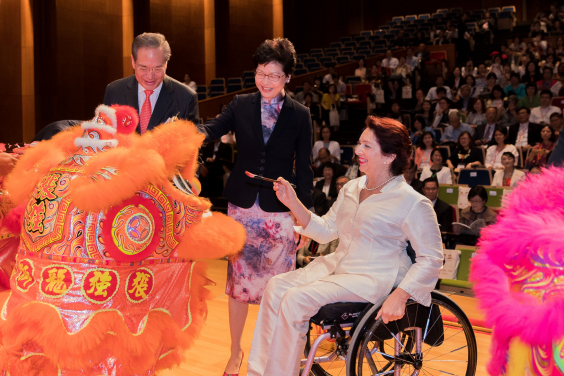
[365,116,412,176]
[253,38,296,76]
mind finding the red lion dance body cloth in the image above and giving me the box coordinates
[470,167,564,376]
[0,105,246,375]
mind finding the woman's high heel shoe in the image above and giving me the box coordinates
[222,352,244,376]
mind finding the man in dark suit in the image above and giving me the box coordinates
[474,107,498,146]
[508,107,542,150]
[103,32,199,134]
[402,159,423,193]
[422,177,453,232]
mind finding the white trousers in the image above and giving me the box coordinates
[246,267,367,376]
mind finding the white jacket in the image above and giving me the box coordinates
[419,166,452,184]
[295,175,444,306]
[492,169,526,187]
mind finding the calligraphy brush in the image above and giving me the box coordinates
[245,171,296,188]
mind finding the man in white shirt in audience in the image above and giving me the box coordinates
[441,111,473,143]
[323,66,336,84]
[405,47,419,70]
[530,89,562,124]
[382,50,399,70]
[426,76,453,102]
[461,59,478,77]
[295,81,319,104]
[475,63,488,90]
[550,112,564,135]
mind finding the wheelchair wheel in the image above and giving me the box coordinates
[346,291,477,376]
[304,322,348,376]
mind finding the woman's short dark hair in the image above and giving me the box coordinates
[541,125,557,142]
[304,92,313,100]
[468,185,488,203]
[322,161,336,174]
[502,151,516,160]
[418,131,437,149]
[431,148,443,162]
[253,38,296,76]
[466,74,476,86]
[525,81,538,91]
[494,125,509,138]
[413,116,426,128]
[320,125,331,137]
[487,72,498,80]
[469,98,486,114]
[492,85,504,97]
[456,131,475,149]
[365,116,412,176]
[328,83,337,92]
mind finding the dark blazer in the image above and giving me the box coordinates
[434,198,453,233]
[201,141,234,170]
[198,91,313,212]
[507,122,542,146]
[103,75,199,132]
[33,120,81,142]
[474,123,498,146]
[315,178,338,200]
[409,178,424,193]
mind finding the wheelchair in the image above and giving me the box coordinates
[301,290,477,376]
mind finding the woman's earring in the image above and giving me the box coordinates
[286,79,290,83]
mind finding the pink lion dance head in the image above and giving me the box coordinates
[470,166,564,375]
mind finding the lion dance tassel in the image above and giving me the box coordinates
[0,105,246,375]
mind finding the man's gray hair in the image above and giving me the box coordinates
[449,110,461,119]
[132,32,171,61]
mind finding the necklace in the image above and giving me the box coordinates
[365,175,397,191]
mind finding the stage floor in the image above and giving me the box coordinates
[160,259,493,376]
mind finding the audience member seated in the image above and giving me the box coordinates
[314,149,347,178]
[518,82,541,109]
[447,131,484,172]
[354,58,367,81]
[387,102,405,125]
[414,131,436,168]
[345,154,360,180]
[405,47,420,71]
[465,74,480,98]
[312,126,340,166]
[480,72,498,96]
[486,126,519,169]
[509,107,542,150]
[452,84,473,112]
[447,67,464,92]
[425,76,453,102]
[529,165,542,175]
[530,89,562,125]
[419,148,453,184]
[321,83,340,125]
[474,107,498,146]
[550,112,564,136]
[410,116,433,145]
[322,67,336,84]
[526,125,557,168]
[315,162,338,200]
[422,177,453,232]
[295,81,319,103]
[489,54,503,79]
[393,56,412,82]
[296,237,338,268]
[475,63,489,90]
[537,66,562,96]
[182,73,197,91]
[304,93,322,126]
[466,98,487,126]
[521,61,542,85]
[328,175,350,208]
[382,50,399,70]
[431,97,453,128]
[460,186,498,226]
[492,152,526,187]
[499,95,520,128]
[486,85,505,112]
[509,36,526,55]
[415,43,430,65]
[462,59,477,77]
[402,159,423,193]
[441,111,473,143]
[505,73,526,98]
[500,63,513,88]
[413,89,426,112]
[311,188,329,217]
[418,100,434,126]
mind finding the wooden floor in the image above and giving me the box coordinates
[161,259,493,376]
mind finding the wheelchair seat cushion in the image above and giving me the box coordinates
[311,302,371,326]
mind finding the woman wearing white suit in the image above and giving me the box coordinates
[246,117,444,376]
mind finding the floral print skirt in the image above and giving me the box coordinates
[226,198,297,304]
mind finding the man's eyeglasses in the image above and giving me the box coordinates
[136,65,166,74]
[423,187,438,191]
[469,199,484,204]
[255,71,286,82]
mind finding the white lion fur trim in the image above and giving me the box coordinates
[94,104,117,128]
[81,121,117,135]
[74,138,119,149]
